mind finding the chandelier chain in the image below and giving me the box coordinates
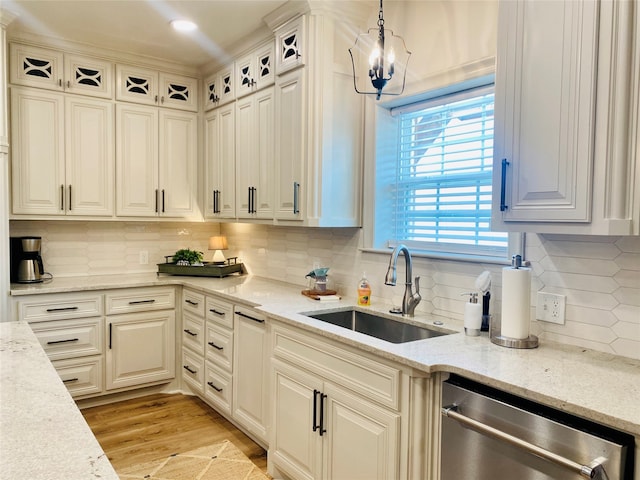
[377,0,385,28]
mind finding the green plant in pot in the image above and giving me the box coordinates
[173,248,204,266]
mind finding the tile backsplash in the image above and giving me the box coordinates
[9,220,640,360]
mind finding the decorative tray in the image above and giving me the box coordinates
[157,256,243,278]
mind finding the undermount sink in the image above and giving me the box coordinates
[303,309,449,344]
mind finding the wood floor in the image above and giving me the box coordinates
[81,393,268,475]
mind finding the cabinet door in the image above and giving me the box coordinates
[271,359,323,480]
[115,103,159,216]
[255,87,275,218]
[159,110,197,217]
[493,0,599,224]
[64,53,113,99]
[116,64,158,106]
[203,72,219,111]
[158,72,198,112]
[236,52,257,98]
[65,96,114,216]
[235,94,256,217]
[275,69,305,220]
[275,15,306,74]
[10,43,64,91]
[10,87,65,215]
[218,65,236,105]
[255,41,276,90]
[205,104,236,219]
[233,307,268,442]
[323,383,400,480]
[106,310,175,390]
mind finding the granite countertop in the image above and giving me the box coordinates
[0,321,118,480]
[9,273,640,440]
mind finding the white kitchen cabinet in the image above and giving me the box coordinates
[492,0,638,234]
[236,86,275,219]
[105,309,176,390]
[203,64,235,110]
[116,103,198,218]
[116,64,198,111]
[10,43,113,98]
[269,8,364,226]
[204,295,235,415]
[233,305,269,444]
[10,87,114,216]
[235,40,276,98]
[204,103,236,219]
[104,287,176,391]
[269,323,404,480]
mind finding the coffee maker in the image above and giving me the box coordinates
[10,236,46,283]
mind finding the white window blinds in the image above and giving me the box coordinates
[389,86,508,257]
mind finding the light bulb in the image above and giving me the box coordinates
[369,47,381,69]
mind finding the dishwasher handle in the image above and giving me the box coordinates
[441,405,609,479]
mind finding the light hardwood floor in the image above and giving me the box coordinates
[82,393,268,474]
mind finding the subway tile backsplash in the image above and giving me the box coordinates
[9,220,640,360]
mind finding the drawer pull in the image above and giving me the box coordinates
[207,381,223,392]
[47,338,79,345]
[128,299,156,305]
[208,341,223,350]
[46,306,79,313]
[209,309,225,317]
[236,311,264,323]
[185,299,199,306]
[62,377,79,383]
[183,365,197,374]
[183,329,198,337]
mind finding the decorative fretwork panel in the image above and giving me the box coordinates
[258,54,272,80]
[23,57,54,79]
[222,74,232,95]
[126,76,150,96]
[282,33,299,62]
[275,15,305,74]
[166,83,189,102]
[75,67,102,88]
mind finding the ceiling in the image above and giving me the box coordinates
[3,0,293,68]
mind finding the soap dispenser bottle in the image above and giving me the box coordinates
[357,273,371,306]
[464,293,482,336]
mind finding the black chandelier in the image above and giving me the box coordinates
[349,0,411,100]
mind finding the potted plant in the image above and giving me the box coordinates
[172,248,203,266]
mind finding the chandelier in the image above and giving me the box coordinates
[349,0,411,100]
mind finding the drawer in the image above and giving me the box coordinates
[31,317,103,360]
[182,312,205,354]
[181,348,204,394]
[205,322,233,372]
[182,289,205,317]
[52,355,103,398]
[204,361,232,415]
[272,324,402,410]
[105,287,175,315]
[206,296,234,329]
[19,293,103,323]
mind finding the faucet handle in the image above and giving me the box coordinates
[414,276,420,293]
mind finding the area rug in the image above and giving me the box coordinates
[117,440,270,480]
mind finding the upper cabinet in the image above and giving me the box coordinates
[275,14,305,74]
[203,64,235,110]
[235,40,276,98]
[10,43,113,99]
[116,64,198,111]
[492,0,639,234]
[204,103,236,219]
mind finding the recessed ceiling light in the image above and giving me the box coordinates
[171,19,198,33]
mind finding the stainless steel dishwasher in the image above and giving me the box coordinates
[441,375,634,480]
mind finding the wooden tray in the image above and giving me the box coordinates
[157,262,243,278]
[301,289,338,299]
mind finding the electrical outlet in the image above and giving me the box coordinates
[139,250,149,265]
[536,292,566,324]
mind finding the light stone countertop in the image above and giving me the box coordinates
[0,321,118,480]
[9,273,640,440]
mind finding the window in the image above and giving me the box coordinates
[373,83,510,261]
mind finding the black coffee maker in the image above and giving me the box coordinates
[10,236,46,283]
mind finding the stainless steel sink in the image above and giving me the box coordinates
[304,309,449,344]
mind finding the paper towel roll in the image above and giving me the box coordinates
[501,267,531,339]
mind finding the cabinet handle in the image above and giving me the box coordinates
[162,189,165,213]
[207,381,223,392]
[213,190,220,214]
[128,299,155,305]
[208,341,223,350]
[60,185,65,211]
[161,96,165,104]
[108,323,112,349]
[209,308,225,317]
[68,185,72,211]
[235,311,264,323]
[66,80,70,89]
[293,181,300,214]
[185,299,199,306]
[63,377,79,383]
[247,187,252,214]
[45,306,79,313]
[319,393,327,436]
[183,365,197,374]
[58,79,63,87]
[313,389,320,432]
[183,329,198,337]
[155,94,158,103]
[500,158,509,211]
[155,189,159,213]
[47,338,79,345]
